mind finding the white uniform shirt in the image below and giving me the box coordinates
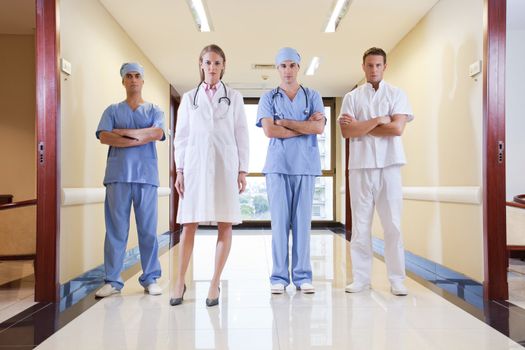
[341,80,414,169]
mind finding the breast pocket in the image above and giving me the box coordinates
[214,101,232,120]
[376,100,392,117]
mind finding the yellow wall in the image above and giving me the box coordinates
[371,0,484,281]
[0,207,36,256]
[0,34,36,256]
[0,34,36,201]
[59,0,170,283]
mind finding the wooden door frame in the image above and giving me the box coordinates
[482,0,507,300]
[35,0,60,302]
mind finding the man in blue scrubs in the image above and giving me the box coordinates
[257,48,325,294]
[95,62,165,298]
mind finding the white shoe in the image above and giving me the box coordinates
[145,282,162,296]
[95,284,120,298]
[271,283,285,294]
[345,281,371,293]
[391,282,408,296]
[297,282,315,294]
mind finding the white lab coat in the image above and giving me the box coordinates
[174,83,249,225]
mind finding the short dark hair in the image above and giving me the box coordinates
[363,47,387,64]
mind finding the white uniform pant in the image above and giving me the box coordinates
[349,165,405,285]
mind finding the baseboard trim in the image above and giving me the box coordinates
[371,237,484,307]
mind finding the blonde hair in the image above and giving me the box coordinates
[199,44,226,81]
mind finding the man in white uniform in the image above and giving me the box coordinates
[338,47,413,296]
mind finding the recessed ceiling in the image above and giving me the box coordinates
[0,0,35,35]
[101,0,439,97]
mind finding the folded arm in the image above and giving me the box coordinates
[260,118,302,139]
[99,127,164,147]
[99,131,140,147]
[113,127,164,142]
[368,114,408,137]
[338,114,391,138]
[274,112,325,135]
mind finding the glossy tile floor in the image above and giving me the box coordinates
[509,258,525,309]
[0,260,36,323]
[35,230,522,349]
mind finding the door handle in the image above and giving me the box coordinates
[497,141,504,164]
[38,142,45,164]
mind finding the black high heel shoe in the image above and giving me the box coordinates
[170,284,186,306]
[206,286,220,307]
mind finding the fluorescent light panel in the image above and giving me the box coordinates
[324,0,352,32]
[187,0,211,32]
[305,57,320,76]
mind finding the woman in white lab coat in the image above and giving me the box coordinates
[171,44,249,307]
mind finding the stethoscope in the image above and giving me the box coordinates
[192,81,231,110]
[271,85,309,120]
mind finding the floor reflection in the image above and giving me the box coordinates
[0,260,36,323]
[27,229,524,349]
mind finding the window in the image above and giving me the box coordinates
[240,98,336,222]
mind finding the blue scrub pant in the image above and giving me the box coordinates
[266,174,315,286]
[104,183,161,289]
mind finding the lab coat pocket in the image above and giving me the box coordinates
[214,102,231,120]
[224,145,239,173]
[184,146,200,173]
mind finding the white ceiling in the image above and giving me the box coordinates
[0,0,441,96]
[0,0,34,35]
[99,0,439,97]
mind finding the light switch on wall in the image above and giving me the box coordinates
[469,60,482,77]
[60,58,72,75]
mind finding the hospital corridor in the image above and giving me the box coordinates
[25,231,525,349]
[1,0,525,349]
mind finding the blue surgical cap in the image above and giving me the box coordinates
[120,62,145,79]
[275,47,301,66]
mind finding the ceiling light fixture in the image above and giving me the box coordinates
[187,0,212,32]
[305,57,320,76]
[324,0,352,33]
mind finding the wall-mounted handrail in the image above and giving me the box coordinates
[0,199,37,211]
[507,194,525,209]
[514,194,525,206]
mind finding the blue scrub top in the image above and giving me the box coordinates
[256,87,324,176]
[96,101,165,186]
